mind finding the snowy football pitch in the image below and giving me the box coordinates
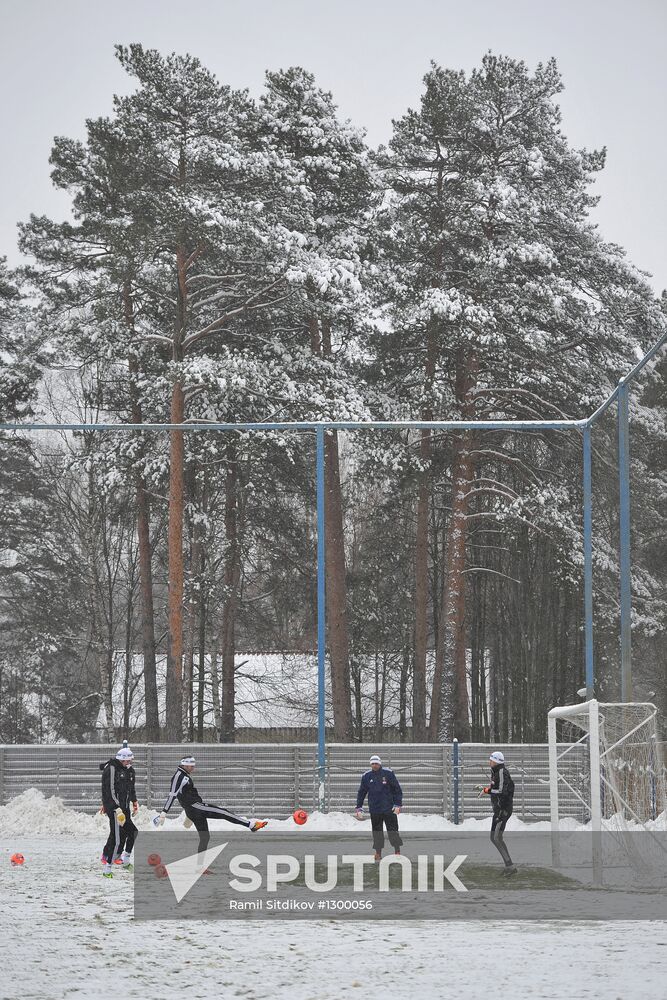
[1,795,666,999]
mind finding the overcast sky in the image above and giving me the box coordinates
[1,0,665,290]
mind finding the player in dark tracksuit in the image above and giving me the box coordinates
[482,750,517,874]
[153,756,267,853]
[100,747,138,875]
[355,754,403,860]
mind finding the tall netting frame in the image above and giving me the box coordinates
[1,334,665,812]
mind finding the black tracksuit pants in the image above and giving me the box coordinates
[370,811,403,851]
[490,808,513,866]
[185,801,251,854]
[102,809,136,863]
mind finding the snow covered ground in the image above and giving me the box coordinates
[1,790,666,999]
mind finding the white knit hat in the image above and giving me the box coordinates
[116,748,134,761]
[489,751,505,764]
[369,754,382,765]
[180,756,196,766]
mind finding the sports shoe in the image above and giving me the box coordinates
[374,850,382,862]
[102,864,113,878]
[121,863,134,872]
[250,819,268,832]
[112,858,124,866]
[503,865,518,877]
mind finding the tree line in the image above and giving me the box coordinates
[0,47,665,745]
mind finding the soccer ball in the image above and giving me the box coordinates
[10,853,25,866]
[147,853,162,867]
[292,809,308,825]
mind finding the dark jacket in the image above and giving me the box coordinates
[356,767,403,813]
[162,766,203,813]
[100,759,136,813]
[489,763,514,813]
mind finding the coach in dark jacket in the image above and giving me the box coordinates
[355,754,403,859]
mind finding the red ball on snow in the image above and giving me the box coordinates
[147,853,162,867]
[292,809,308,825]
[154,863,168,879]
[10,853,25,866]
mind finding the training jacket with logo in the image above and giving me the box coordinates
[356,767,403,813]
[100,759,136,813]
[162,766,203,813]
[489,763,515,812]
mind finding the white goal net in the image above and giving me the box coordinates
[548,700,666,828]
[548,700,667,881]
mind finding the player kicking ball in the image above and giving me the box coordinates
[153,756,267,857]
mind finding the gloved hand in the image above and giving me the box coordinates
[354,809,364,820]
[393,806,401,814]
[183,816,193,829]
[132,801,139,815]
[483,786,491,794]
[115,807,126,826]
[152,811,166,828]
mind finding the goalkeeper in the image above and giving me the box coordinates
[100,747,138,876]
[480,750,517,875]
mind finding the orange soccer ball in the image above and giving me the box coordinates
[147,853,162,867]
[10,853,25,866]
[292,809,308,825]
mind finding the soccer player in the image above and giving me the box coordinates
[100,747,138,877]
[481,750,517,875]
[153,756,267,853]
[355,753,403,861]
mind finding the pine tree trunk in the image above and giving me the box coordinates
[165,380,185,739]
[221,442,240,743]
[124,278,160,742]
[324,428,353,739]
[318,317,352,740]
[413,327,437,740]
[134,470,159,740]
[413,442,431,741]
[210,634,221,737]
[183,569,196,741]
[431,351,478,741]
[197,553,207,742]
[165,237,189,740]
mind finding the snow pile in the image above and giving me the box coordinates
[0,789,104,836]
[2,788,665,836]
[0,789,158,835]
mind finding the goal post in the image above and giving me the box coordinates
[548,699,666,881]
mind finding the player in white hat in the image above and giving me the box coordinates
[99,746,138,877]
[153,756,267,855]
[355,753,403,861]
[480,750,517,875]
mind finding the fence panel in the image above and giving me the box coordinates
[0,742,587,821]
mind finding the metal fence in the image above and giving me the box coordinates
[0,742,590,822]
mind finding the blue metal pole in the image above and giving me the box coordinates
[316,427,327,813]
[583,425,594,697]
[618,384,632,701]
